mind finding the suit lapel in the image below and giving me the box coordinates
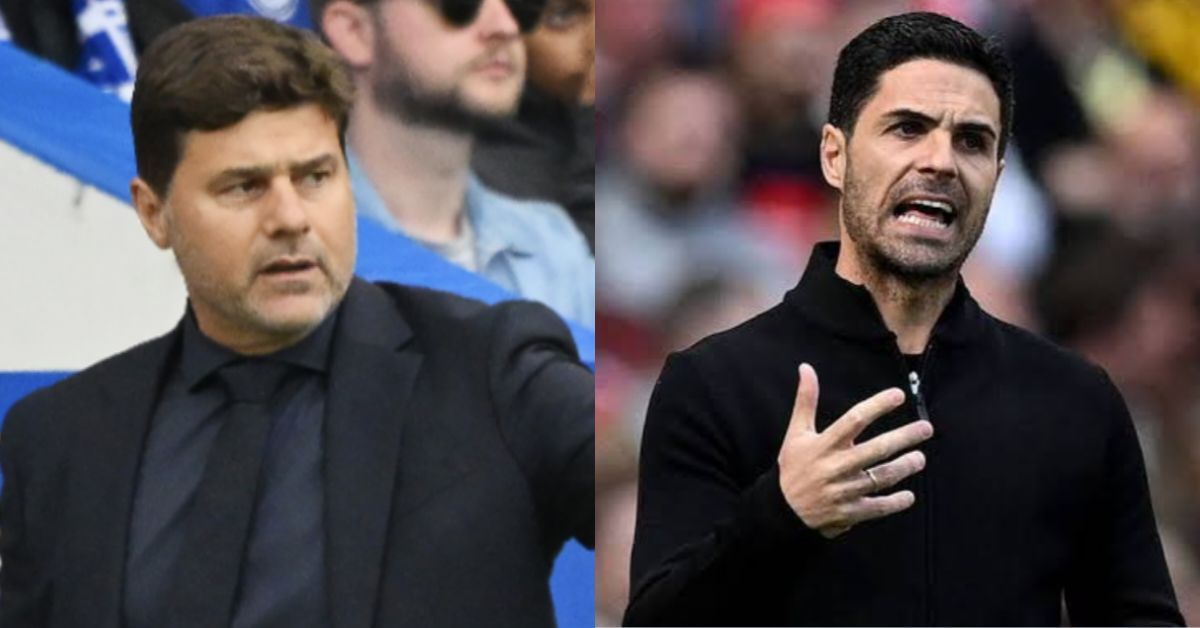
[59,329,179,628]
[324,280,422,628]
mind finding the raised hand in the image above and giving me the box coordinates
[777,363,933,538]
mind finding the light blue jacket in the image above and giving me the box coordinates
[349,152,594,328]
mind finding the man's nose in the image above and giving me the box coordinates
[917,131,957,178]
[261,179,311,236]
[476,0,521,38]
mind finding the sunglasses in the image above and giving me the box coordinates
[432,0,548,33]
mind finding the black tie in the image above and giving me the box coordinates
[170,360,291,628]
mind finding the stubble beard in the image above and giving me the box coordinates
[168,211,345,344]
[370,32,515,134]
[841,158,983,286]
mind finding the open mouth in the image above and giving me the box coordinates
[261,258,318,276]
[892,198,957,230]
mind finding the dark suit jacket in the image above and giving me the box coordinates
[0,278,595,627]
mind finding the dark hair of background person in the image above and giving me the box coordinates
[1035,224,1162,344]
[130,14,355,197]
[827,11,1015,157]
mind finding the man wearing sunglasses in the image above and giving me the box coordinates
[474,0,597,249]
[313,0,595,328]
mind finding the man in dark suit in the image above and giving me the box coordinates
[0,15,593,628]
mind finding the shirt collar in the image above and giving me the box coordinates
[178,302,341,392]
[784,241,983,346]
[464,173,535,259]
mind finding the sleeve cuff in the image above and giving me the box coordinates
[741,464,825,552]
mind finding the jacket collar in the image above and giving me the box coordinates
[785,241,985,346]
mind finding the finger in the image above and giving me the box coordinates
[785,363,820,438]
[840,491,916,526]
[838,450,926,496]
[818,523,853,540]
[822,387,906,444]
[839,420,933,474]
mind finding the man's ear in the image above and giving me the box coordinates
[820,123,847,192]
[321,0,376,68]
[131,178,171,250]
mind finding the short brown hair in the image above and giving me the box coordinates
[131,15,355,196]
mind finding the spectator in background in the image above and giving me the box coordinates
[0,0,81,69]
[1038,227,1200,567]
[1105,89,1200,231]
[0,0,316,100]
[729,0,837,231]
[313,0,594,326]
[595,0,680,113]
[596,68,795,340]
[122,0,315,51]
[2,0,139,98]
[474,0,596,249]
[523,0,593,105]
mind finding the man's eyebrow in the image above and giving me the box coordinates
[210,154,339,185]
[881,108,997,139]
[290,153,339,173]
[881,108,938,126]
[956,121,998,140]
[211,164,273,184]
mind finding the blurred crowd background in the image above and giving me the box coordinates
[0,0,597,625]
[595,0,1200,624]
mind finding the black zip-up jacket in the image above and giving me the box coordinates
[625,242,1182,626]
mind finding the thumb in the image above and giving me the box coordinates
[785,363,819,440]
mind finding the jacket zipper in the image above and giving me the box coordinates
[908,371,930,421]
[915,345,935,626]
[896,342,936,625]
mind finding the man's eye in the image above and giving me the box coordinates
[224,180,264,197]
[542,1,584,28]
[893,121,924,137]
[301,170,331,187]
[957,133,987,153]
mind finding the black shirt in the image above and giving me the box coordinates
[124,306,338,628]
